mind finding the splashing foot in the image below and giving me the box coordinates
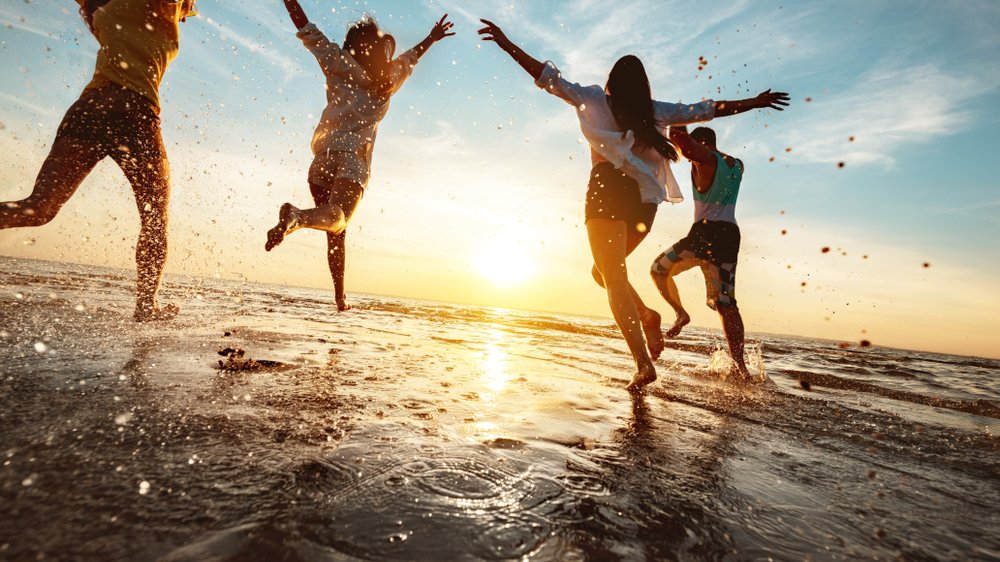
[626,364,657,393]
[665,311,690,338]
[265,203,300,252]
[337,299,352,312]
[134,303,179,322]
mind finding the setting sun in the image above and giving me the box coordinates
[473,239,536,286]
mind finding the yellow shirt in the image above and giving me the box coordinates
[82,0,188,112]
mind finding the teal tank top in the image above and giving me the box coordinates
[692,152,742,224]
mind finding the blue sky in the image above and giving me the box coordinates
[1,0,999,357]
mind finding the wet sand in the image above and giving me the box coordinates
[1,257,998,561]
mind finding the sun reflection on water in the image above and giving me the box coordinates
[481,328,511,397]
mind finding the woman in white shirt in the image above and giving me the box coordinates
[265,0,455,312]
[478,19,788,391]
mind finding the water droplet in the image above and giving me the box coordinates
[33,342,47,353]
[139,481,150,495]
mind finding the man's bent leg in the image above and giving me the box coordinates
[650,249,701,338]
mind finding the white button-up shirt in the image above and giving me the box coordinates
[535,61,715,204]
[297,23,419,156]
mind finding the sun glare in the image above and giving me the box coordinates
[474,240,535,286]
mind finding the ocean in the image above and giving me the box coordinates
[1,256,997,561]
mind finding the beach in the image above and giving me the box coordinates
[1,255,998,561]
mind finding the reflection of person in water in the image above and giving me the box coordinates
[265,0,455,313]
[612,393,744,558]
[0,0,198,321]
[477,19,788,392]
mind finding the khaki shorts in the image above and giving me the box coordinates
[308,145,373,190]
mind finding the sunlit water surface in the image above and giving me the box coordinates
[1,256,997,561]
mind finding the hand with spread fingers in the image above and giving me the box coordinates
[430,14,456,42]
[755,89,791,111]
[477,19,512,50]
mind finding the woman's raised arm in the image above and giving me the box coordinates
[477,19,544,80]
[282,0,310,29]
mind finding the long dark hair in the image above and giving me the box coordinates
[606,55,677,161]
[79,0,112,37]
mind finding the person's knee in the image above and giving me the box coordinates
[650,256,676,279]
[591,264,606,288]
[599,264,629,286]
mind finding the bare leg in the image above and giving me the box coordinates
[590,229,663,359]
[586,219,655,391]
[326,231,351,311]
[650,255,701,338]
[112,129,176,321]
[265,202,347,251]
[0,135,104,229]
[718,305,749,378]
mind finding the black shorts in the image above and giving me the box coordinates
[56,83,161,149]
[651,220,741,309]
[670,220,741,265]
[585,162,657,234]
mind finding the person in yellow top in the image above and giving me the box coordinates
[0,0,197,321]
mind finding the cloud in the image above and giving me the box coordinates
[0,92,57,117]
[199,16,304,81]
[772,63,995,167]
[0,4,68,40]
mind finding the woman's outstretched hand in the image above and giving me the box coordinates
[478,19,512,50]
[754,89,791,111]
[430,14,456,42]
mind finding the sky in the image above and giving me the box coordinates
[1,0,999,359]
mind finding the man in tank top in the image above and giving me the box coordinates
[650,126,750,379]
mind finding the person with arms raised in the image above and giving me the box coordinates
[477,18,787,391]
[264,0,455,313]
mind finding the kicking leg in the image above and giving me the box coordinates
[1,135,104,229]
[650,249,701,338]
[265,179,361,251]
[587,218,655,391]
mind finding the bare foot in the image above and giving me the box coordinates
[641,310,664,360]
[134,303,179,322]
[265,203,300,252]
[625,364,657,393]
[336,299,351,312]
[665,311,690,338]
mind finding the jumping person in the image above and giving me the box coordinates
[478,19,788,391]
[0,0,198,321]
[264,0,455,312]
[651,126,750,379]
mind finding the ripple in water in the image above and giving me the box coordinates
[293,440,563,560]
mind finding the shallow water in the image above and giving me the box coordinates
[1,256,998,561]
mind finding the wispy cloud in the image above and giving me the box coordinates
[773,64,996,167]
[199,16,304,81]
[0,92,56,117]
[0,4,67,40]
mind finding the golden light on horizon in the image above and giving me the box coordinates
[474,240,536,287]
